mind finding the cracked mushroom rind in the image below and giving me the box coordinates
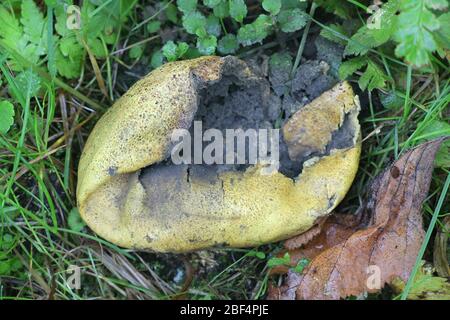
[77,56,361,252]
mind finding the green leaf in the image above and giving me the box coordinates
[229,0,247,23]
[177,0,198,14]
[182,11,207,35]
[0,101,14,134]
[379,91,405,109]
[151,50,165,69]
[213,0,229,18]
[267,252,290,268]
[344,1,399,56]
[338,56,368,79]
[269,52,293,70]
[14,70,41,98]
[56,36,84,78]
[165,2,179,23]
[129,45,143,59]
[263,0,282,15]
[1,234,15,250]
[0,5,23,49]
[87,37,106,58]
[0,3,45,68]
[358,61,388,91]
[206,15,221,37]
[277,8,308,33]
[162,40,179,61]
[177,42,190,58]
[218,34,239,54]
[393,0,447,67]
[147,20,161,33]
[392,261,450,299]
[237,14,273,46]
[68,208,86,233]
[20,0,46,46]
[247,250,266,259]
[184,47,202,59]
[197,35,217,55]
[162,41,189,61]
[203,0,222,8]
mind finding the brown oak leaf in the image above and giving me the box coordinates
[268,138,446,300]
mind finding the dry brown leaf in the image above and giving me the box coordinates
[269,138,446,300]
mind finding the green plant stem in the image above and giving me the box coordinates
[291,2,317,78]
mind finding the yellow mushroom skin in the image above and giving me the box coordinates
[77,56,361,252]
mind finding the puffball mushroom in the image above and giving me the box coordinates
[76,56,361,252]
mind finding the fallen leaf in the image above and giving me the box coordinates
[269,138,446,300]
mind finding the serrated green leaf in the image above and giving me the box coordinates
[55,37,83,79]
[59,35,84,59]
[0,5,23,48]
[277,8,308,33]
[162,40,178,61]
[21,0,46,45]
[263,0,282,15]
[177,0,198,14]
[0,101,14,134]
[344,1,399,56]
[393,0,447,67]
[358,61,387,91]
[229,0,247,23]
[197,35,217,55]
[162,41,189,61]
[182,11,207,35]
[338,56,368,79]
[87,37,106,58]
[218,34,239,54]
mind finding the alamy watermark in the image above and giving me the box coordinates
[66,5,81,30]
[66,264,81,290]
[170,121,280,175]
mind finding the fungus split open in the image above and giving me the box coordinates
[76,56,361,252]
